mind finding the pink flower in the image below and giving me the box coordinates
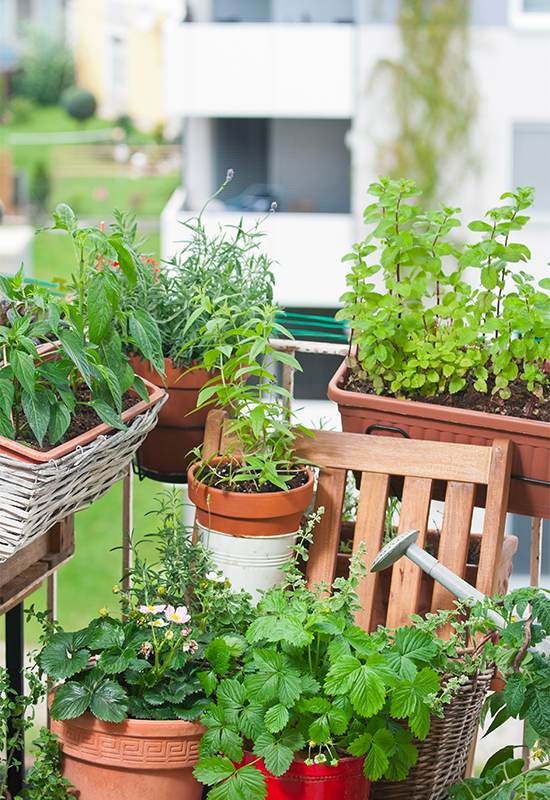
[140,642,153,657]
[182,640,198,654]
[164,605,191,625]
[139,604,166,615]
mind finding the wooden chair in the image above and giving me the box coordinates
[202,410,513,632]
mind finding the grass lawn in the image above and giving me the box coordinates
[51,175,179,218]
[0,105,113,174]
[32,228,161,285]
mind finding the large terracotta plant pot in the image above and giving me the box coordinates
[239,751,370,800]
[50,713,205,800]
[188,464,314,598]
[131,356,215,483]
[328,361,550,519]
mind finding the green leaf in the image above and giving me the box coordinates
[363,728,394,781]
[239,704,265,739]
[38,633,90,681]
[58,329,92,386]
[234,764,268,800]
[503,673,526,717]
[198,670,218,696]
[49,682,92,720]
[308,715,330,744]
[109,235,137,288]
[194,755,236,785]
[89,679,129,722]
[11,350,37,397]
[129,310,164,375]
[132,373,150,403]
[0,378,15,418]
[264,703,289,734]
[48,401,71,445]
[21,390,50,446]
[52,203,78,235]
[90,399,126,430]
[253,733,294,777]
[88,272,114,344]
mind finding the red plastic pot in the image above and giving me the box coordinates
[130,356,216,483]
[187,462,314,537]
[328,361,550,520]
[239,751,370,800]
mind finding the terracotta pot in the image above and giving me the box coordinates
[239,751,370,800]
[188,463,314,537]
[328,361,550,519]
[489,672,506,692]
[336,528,518,631]
[131,356,216,483]
[50,712,205,800]
[0,345,164,465]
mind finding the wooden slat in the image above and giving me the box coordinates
[353,472,391,632]
[430,481,476,624]
[292,428,492,485]
[386,477,433,630]
[477,439,512,596]
[202,410,227,460]
[306,468,346,588]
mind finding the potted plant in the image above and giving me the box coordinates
[33,491,255,800]
[330,178,550,518]
[447,585,550,799]
[119,171,276,483]
[193,514,499,800]
[186,302,315,598]
[0,206,166,559]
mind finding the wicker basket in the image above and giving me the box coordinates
[370,668,493,800]
[0,393,167,562]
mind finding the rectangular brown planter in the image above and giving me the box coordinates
[328,361,550,520]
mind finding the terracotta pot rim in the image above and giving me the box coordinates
[51,709,206,737]
[130,354,218,389]
[0,344,165,463]
[329,361,550,433]
[188,462,314,503]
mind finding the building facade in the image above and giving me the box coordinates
[161,0,550,308]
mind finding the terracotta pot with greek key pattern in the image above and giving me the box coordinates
[49,711,205,800]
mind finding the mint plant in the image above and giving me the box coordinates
[193,516,488,799]
[189,302,312,491]
[448,746,550,800]
[337,178,550,410]
[0,205,164,447]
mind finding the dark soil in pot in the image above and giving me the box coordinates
[195,461,310,494]
[344,373,550,422]
[14,386,141,451]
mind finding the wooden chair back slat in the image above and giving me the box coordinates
[478,439,513,596]
[306,467,347,589]
[430,481,476,618]
[385,476,433,630]
[351,472,390,632]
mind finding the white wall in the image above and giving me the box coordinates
[162,23,355,118]
[161,192,355,307]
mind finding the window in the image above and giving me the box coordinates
[509,0,550,26]
[513,123,550,212]
[111,36,127,92]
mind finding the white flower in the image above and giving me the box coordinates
[153,619,167,627]
[205,571,224,582]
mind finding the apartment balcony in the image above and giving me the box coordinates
[162,23,355,118]
[161,188,354,307]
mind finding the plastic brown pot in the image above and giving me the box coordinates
[239,751,370,800]
[328,361,550,519]
[130,356,216,483]
[336,529,518,631]
[187,463,314,537]
[49,712,205,800]
[0,345,164,465]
